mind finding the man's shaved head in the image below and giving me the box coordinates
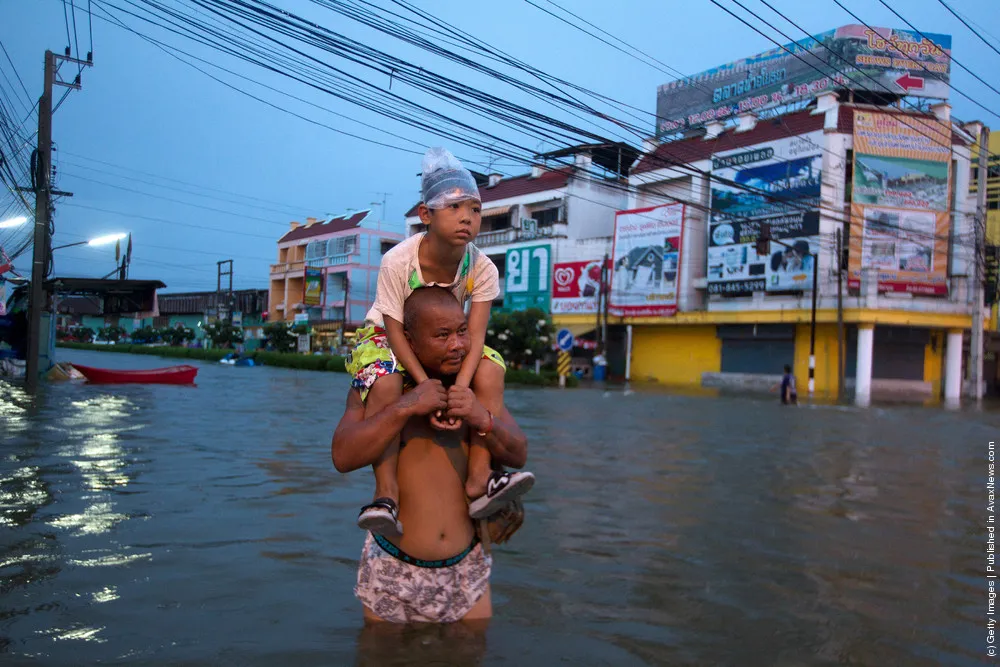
[403,286,462,334]
[403,286,470,377]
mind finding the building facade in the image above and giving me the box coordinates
[613,94,978,404]
[269,211,403,344]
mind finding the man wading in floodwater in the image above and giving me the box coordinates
[331,286,528,624]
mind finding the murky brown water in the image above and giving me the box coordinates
[0,349,994,665]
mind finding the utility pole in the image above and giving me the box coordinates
[25,49,89,391]
[836,228,845,403]
[971,126,990,403]
[217,260,233,324]
[757,222,819,398]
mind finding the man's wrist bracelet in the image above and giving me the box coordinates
[477,410,494,437]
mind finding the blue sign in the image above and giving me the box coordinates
[556,328,574,352]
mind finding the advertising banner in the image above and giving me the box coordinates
[708,133,823,294]
[504,243,551,312]
[848,111,951,295]
[303,267,323,306]
[610,203,684,317]
[551,259,611,315]
[656,24,951,136]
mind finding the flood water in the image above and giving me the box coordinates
[0,349,994,665]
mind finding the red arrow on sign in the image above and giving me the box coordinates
[895,73,925,92]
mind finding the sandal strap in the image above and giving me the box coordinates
[359,497,398,517]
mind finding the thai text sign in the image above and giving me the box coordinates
[848,111,951,295]
[610,203,684,317]
[656,24,951,136]
[708,133,823,294]
[504,243,551,312]
[551,260,611,314]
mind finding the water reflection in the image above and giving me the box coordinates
[0,351,996,665]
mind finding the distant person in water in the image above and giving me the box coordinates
[778,364,797,405]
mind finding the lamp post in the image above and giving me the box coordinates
[51,232,127,251]
[0,215,29,229]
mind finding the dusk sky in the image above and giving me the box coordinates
[3,0,997,292]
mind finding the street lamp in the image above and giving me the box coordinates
[52,232,127,251]
[0,215,28,229]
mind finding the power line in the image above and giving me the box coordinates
[826,0,1000,122]
[936,0,1000,59]
[872,0,1000,101]
[62,201,285,240]
[0,41,32,109]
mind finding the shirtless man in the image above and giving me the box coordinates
[331,286,528,624]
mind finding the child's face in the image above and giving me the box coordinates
[420,199,482,247]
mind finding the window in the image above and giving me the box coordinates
[380,240,397,255]
[330,235,357,255]
[306,240,327,259]
[531,208,560,227]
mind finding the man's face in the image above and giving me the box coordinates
[419,199,482,248]
[405,302,470,376]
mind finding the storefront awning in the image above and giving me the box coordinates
[481,205,511,218]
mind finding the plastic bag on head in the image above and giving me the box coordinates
[421,147,480,209]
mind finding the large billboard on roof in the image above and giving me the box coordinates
[655,24,951,137]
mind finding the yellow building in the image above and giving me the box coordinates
[599,96,980,405]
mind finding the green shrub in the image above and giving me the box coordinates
[327,356,347,373]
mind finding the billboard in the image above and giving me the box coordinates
[610,203,684,317]
[656,24,951,136]
[504,243,551,312]
[848,111,951,295]
[551,259,611,315]
[303,267,323,306]
[708,133,823,294]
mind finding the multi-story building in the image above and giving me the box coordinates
[269,211,403,344]
[403,146,633,352]
[620,94,978,404]
[971,127,1000,388]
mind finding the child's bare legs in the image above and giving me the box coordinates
[465,360,535,520]
[465,360,504,499]
[357,373,404,536]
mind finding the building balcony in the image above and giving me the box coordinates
[306,253,355,268]
[270,260,305,275]
[476,222,569,248]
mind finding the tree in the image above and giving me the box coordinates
[97,325,127,343]
[263,322,296,352]
[161,325,195,347]
[484,308,554,369]
[130,326,161,345]
[202,321,244,349]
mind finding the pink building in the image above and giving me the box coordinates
[269,211,403,335]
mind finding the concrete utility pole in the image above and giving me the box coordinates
[25,49,89,390]
[25,52,55,391]
[971,126,990,402]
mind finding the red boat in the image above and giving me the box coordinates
[71,363,198,385]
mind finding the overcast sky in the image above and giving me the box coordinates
[3,0,997,292]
